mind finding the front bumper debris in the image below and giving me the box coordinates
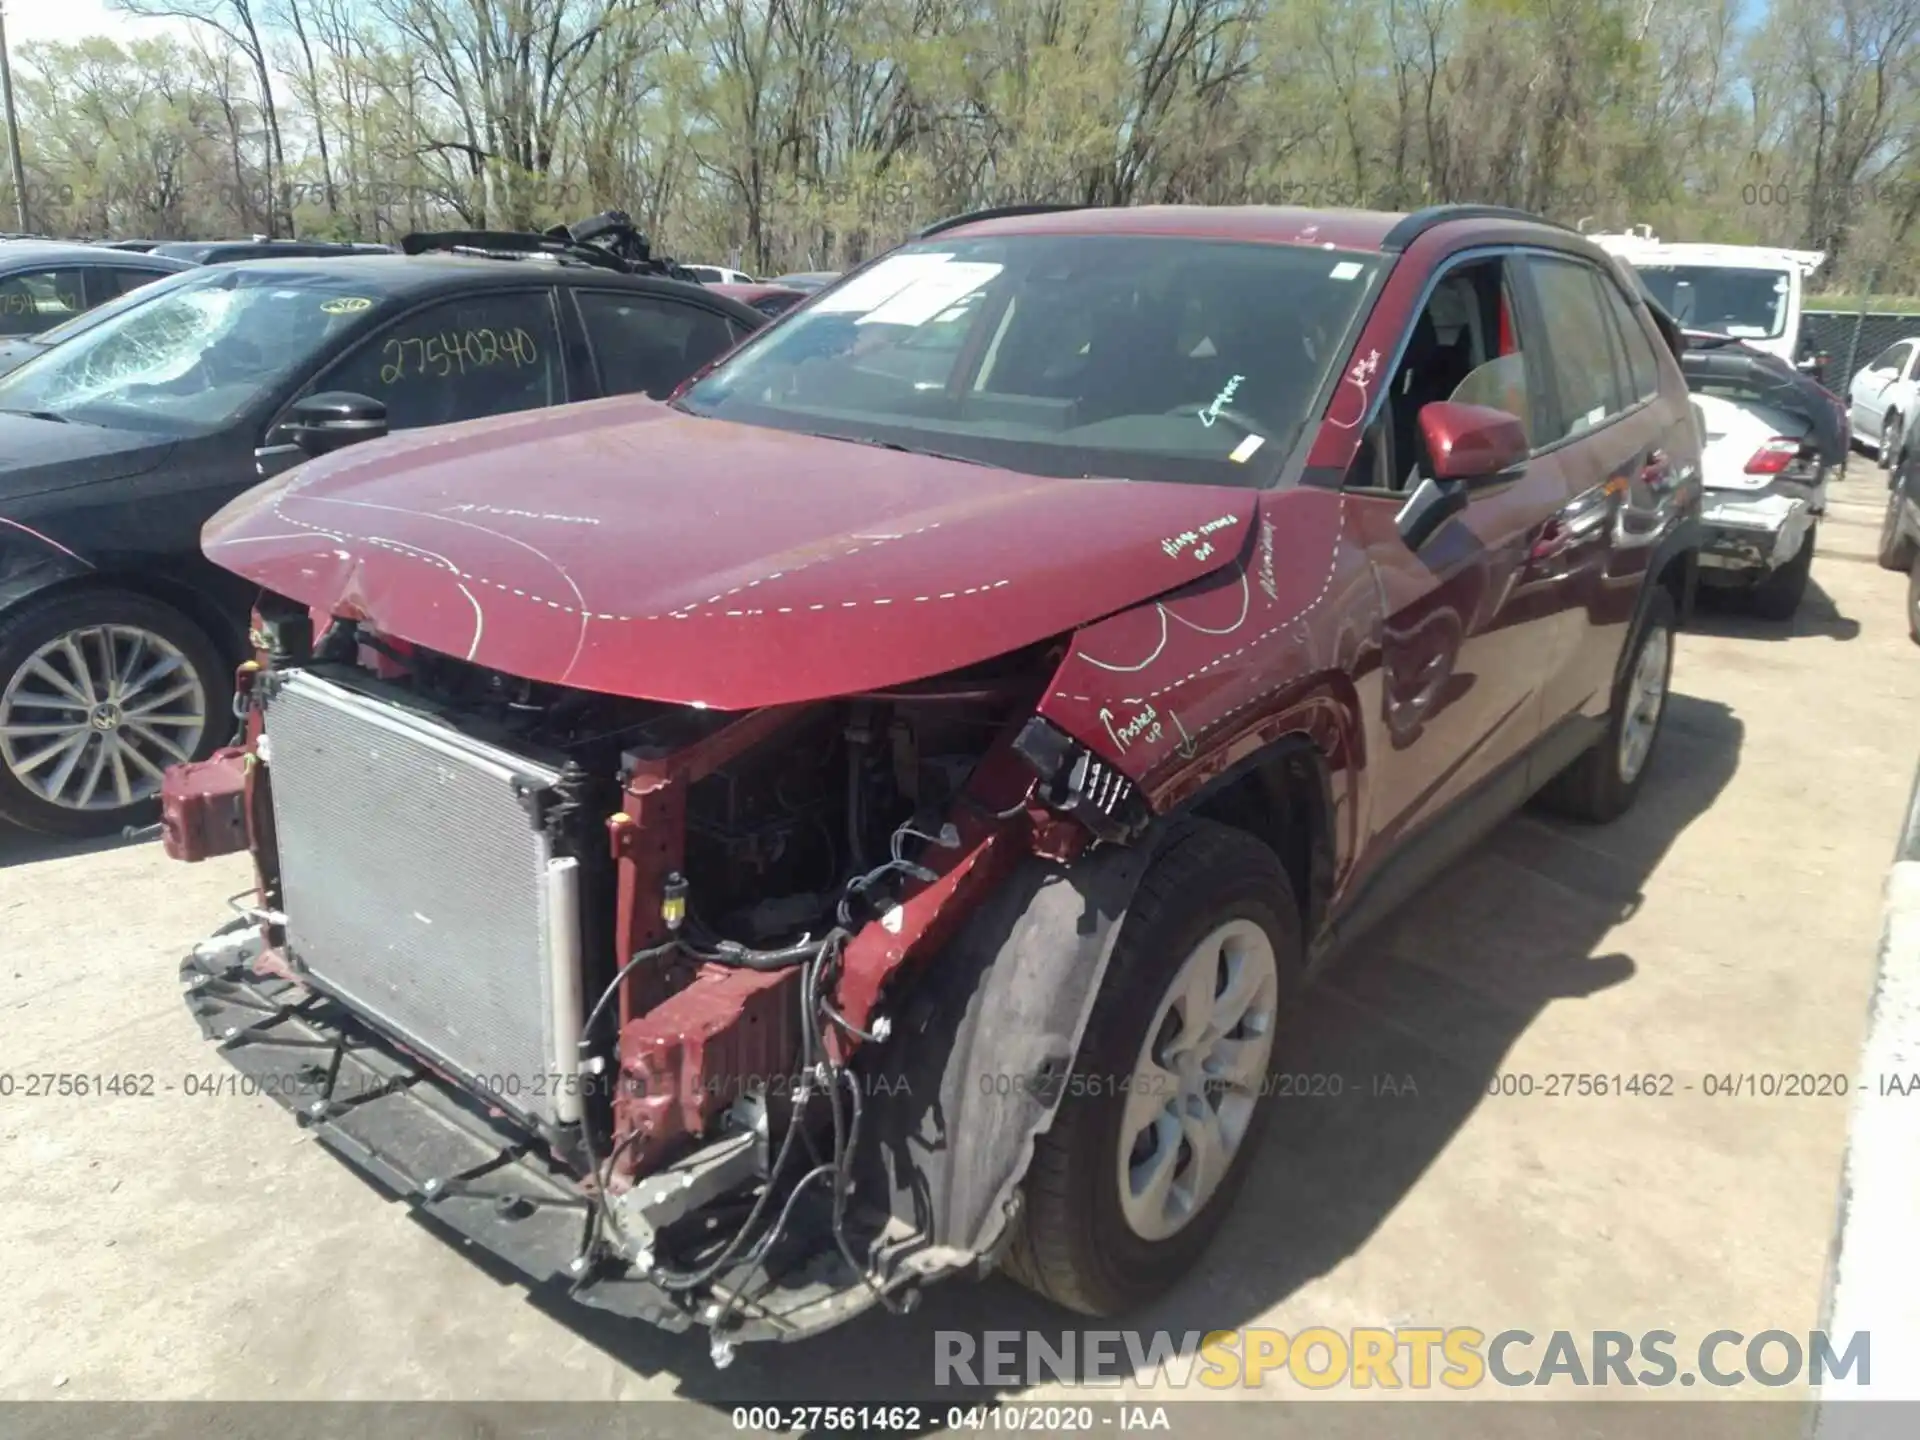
[1697,485,1817,575]
[180,920,937,1349]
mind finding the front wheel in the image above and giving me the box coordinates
[0,590,228,836]
[999,821,1303,1316]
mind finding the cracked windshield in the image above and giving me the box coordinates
[0,270,389,435]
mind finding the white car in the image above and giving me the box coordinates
[683,264,757,285]
[1593,227,1832,619]
[1847,336,1920,468]
[1690,391,1826,618]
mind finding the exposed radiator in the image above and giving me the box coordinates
[261,669,585,1128]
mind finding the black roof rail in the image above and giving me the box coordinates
[1380,204,1575,251]
[915,203,1091,239]
[400,227,629,272]
[399,210,701,281]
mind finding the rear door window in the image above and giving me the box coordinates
[93,267,178,303]
[572,290,745,399]
[0,268,89,336]
[306,289,565,429]
[1598,280,1663,402]
[1524,255,1631,441]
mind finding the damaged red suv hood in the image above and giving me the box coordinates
[204,400,1257,707]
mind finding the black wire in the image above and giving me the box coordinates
[580,940,683,1046]
[706,1160,837,1337]
[828,1063,907,1314]
[647,1092,809,1291]
[574,929,831,1282]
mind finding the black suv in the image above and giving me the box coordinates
[0,217,764,835]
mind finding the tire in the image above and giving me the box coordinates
[1747,521,1816,621]
[0,589,228,836]
[1880,412,1902,470]
[1535,585,1677,825]
[1880,486,1918,572]
[1000,820,1304,1316]
[1909,554,1920,646]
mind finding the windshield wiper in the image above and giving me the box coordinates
[0,408,68,423]
[808,431,991,466]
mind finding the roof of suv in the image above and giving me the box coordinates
[152,240,393,263]
[0,240,196,271]
[917,202,1590,255]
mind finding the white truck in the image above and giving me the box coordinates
[1590,226,1835,619]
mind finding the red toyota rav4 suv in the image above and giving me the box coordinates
[167,202,1702,1356]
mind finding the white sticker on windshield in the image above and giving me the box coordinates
[810,254,954,314]
[1229,434,1265,464]
[1330,261,1363,280]
[859,263,1003,327]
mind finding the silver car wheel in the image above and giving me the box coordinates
[0,624,208,811]
[1616,622,1670,785]
[1117,917,1279,1243]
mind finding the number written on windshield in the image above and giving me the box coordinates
[379,327,539,383]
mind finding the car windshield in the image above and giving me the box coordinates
[677,236,1384,485]
[1629,264,1791,340]
[0,267,392,435]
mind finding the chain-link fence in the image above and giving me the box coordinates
[1803,309,1920,393]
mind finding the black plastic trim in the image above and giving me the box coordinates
[1381,204,1576,252]
[915,204,1090,240]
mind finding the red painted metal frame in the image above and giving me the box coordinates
[604,709,1041,1179]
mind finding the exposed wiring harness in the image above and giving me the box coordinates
[570,824,948,1330]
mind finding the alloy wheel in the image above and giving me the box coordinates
[1116,918,1279,1242]
[0,624,209,811]
[1617,623,1670,785]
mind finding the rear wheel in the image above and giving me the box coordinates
[1748,522,1816,621]
[1536,585,1676,825]
[1000,821,1302,1316]
[0,590,226,836]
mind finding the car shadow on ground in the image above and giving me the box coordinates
[0,823,152,870]
[508,691,1744,1414]
[1688,578,1860,641]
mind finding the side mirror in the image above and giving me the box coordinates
[282,391,388,456]
[1394,401,1528,553]
[1420,399,1530,483]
